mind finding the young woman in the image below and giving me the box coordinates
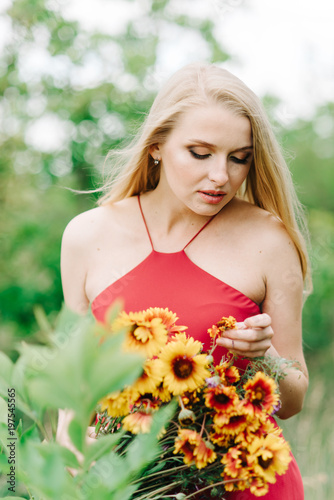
[61,63,310,498]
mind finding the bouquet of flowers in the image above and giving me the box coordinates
[94,307,292,499]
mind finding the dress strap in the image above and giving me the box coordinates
[183,212,218,250]
[137,194,218,252]
[137,194,154,250]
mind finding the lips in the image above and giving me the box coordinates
[200,191,226,196]
[198,190,227,204]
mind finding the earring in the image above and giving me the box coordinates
[154,158,160,166]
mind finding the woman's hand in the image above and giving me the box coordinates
[216,313,274,358]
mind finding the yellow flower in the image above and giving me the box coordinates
[159,335,210,395]
[248,433,292,484]
[99,387,138,417]
[122,410,153,434]
[132,359,164,395]
[151,382,172,403]
[243,372,280,416]
[145,307,187,335]
[208,316,236,338]
[112,310,168,357]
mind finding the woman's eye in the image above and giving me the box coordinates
[190,150,211,160]
[230,154,251,165]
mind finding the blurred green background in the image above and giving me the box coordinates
[0,0,333,498]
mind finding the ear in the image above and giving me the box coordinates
[149,144,161,159]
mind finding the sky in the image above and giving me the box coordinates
[1,0,334,125]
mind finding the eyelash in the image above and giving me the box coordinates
[190,150,211,160]
[190,150,251,164]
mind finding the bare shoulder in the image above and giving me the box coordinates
[61,197,138,250]
[233,198,299,251]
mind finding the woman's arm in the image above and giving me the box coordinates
[217,221,308,419]
[60,214,91,315]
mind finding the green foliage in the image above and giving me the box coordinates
[0,305,175,499]
[0,0,229,351]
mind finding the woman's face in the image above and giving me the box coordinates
[152,103,253,216]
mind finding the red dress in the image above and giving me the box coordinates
[91,195,304,499]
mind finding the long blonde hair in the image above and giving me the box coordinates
[99,63,311,287]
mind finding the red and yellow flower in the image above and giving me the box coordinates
[243,372,280,416]
[221,445,251,491]
[204,385,240,414]
[122,409,154,434]
[213,409,250,438]
[216,361,240,385]
[174,429,217,469]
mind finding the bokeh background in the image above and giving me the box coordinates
[0,0,333,498]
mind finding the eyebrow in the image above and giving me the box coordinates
[188,140,253,152]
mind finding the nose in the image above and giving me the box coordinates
[208,157,229,186]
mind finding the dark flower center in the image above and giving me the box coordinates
[173,356,193,378]
[215,393,230,405]
[258,455,273,469]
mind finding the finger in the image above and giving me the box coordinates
[219,326,274,342]
[217,337,272,355]
[244,313,271,329]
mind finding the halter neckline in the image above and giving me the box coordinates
[137,194,219,252]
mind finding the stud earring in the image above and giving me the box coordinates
[154,158,160,166]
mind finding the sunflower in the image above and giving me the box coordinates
[243,372,280,416]
[159,335,210,395]
[144,307,187,336]
[216,361,240,385]
[204,385,240,413]
[122,410,154,434]
[112,310,168,357]
[247,433,292,484]
[132,359,164,395]
[174,429,217,469]
[99,387,139,417]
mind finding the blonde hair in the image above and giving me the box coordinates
[99,63,311,287]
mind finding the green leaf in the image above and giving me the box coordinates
[18,441,81,500]
[0,497,28,500]
[83,429,125,469]
[0,352,14,397]
[68,416,86,454]
[58,445,81,470]
[19,423,40,444]
[126,401,177,474]
[0,396,7,425]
